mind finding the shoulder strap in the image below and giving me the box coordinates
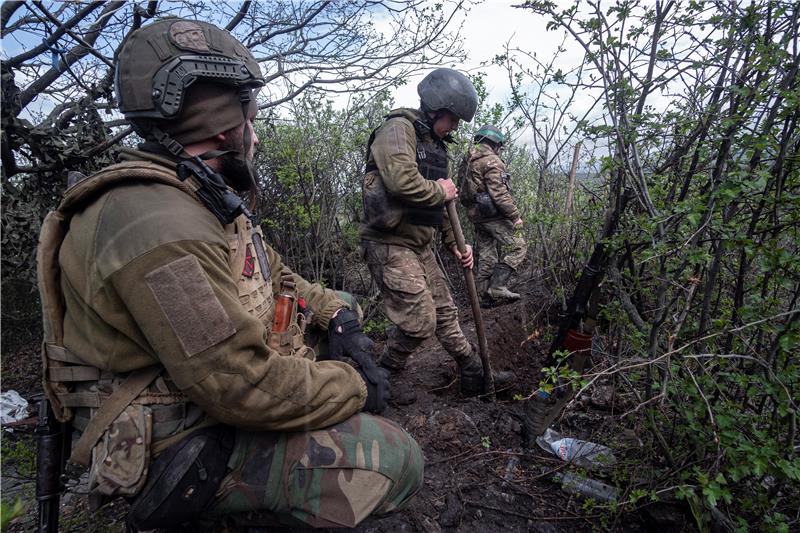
[69,366,162,466]
[59,161,200,214]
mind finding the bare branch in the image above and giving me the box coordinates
[225,1,251,31]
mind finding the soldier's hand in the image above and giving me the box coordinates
[513,217,523,228]
[451,243,474,269]
[437,178,458,201]
[328,309,374,364]
[357,364,391,414]
[328,309,390,412]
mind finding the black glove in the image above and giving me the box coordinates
[329,309,390,413]
[357,364,391,414]
[328,309,374,364]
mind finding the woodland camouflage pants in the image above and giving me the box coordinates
[475,219,528,289]
[361,241,472,369]
[206,413,423,528]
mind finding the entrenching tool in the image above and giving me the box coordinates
[445,200,495,399]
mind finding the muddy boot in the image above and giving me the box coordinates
[521,393,552,447]
[378,346,417,406]
[457,355,516,396]
[486,263,520,302]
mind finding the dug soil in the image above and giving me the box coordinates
[1,278,687,532]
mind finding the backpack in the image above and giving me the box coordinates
[456,151,476,207]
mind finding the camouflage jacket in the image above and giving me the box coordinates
[360,108,457,253]
[56,150,366,433]
[465,143,520,222]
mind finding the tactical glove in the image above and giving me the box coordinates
[329,309,390,413]
[357,364,391,414]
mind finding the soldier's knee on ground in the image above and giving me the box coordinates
[370,415,424,514]
[284,413,423,525]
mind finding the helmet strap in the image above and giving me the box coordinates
[146,125,253,225]
[150,126,188,157]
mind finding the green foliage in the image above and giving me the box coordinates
[0,498,27,530]
[363,317,391,336]
[520,0,800,529]
[1,435,36,479]
[253,90,394,291]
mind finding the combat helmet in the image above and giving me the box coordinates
[417,68,478,123]
[116,18,264,153]
[474,124,505,146]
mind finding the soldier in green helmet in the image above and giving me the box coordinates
[37,18,422,530]
[460,124,528,304]
[360,69,513,404]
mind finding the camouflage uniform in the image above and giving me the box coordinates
[39,149,422,528]
[463,143,527,294]
[359,108,476,377]
[210,413,423,528]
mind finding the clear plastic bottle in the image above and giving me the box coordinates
[554,472,618,502]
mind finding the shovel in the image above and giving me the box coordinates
[445,201,495,399]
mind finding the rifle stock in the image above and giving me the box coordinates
[36,397,70,533]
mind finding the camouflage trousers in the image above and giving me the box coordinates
[206,413,423,528]
[475,219,527,290]
[361,241,472,369]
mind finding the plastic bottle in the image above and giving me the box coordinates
[536,428,616,469]
[272,293,294,333]
[554,472,618,502]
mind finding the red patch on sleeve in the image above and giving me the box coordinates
[242,245,255,278]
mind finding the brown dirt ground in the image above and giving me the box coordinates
[1,280,690,532]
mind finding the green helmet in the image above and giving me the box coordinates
[474,124,505,145]
[116,18,264,138]
[417,68,478,122]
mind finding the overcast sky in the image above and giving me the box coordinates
[379,0,603,173]
[390,1,583,109]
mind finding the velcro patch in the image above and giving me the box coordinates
[387,122,407,154]
[145,255,236,357]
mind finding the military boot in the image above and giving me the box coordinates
[457,349,516,396]
[486,263,520,301]
[378,346,417,406]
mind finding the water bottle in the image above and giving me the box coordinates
[554,472,618,502]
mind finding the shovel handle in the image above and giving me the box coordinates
[445,201,495,398]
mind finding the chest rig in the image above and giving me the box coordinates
[364,109,449,227]
[226,216,312,359]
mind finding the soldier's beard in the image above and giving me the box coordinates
[220,154,256,193]
[219,127,258,193]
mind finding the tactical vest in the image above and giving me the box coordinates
[37,158,307,497]
[461,146,510,221]
[364,109,448,227]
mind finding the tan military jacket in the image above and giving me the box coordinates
[57,150,366,432]
[360,108,457,253]
[465,143,520,222]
